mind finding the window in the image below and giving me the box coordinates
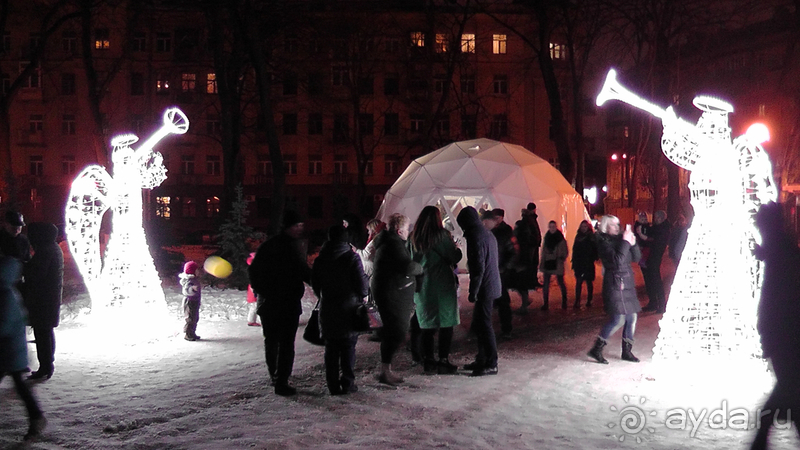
[308,196,323,219]
[758,103,766,117]
[385,155,399,176]
[62,114,76,135]
[61,155,75,175]
[0,74,8,95]
[206,155,221,175]
[132,31,146,52]
[181,73,196,92]
[155,197,170,218]
[461,74,475,94]
[332,65,348,86]
[131,72,144,95]
[493,34,507,54]
[410,32,425,48]
[308,155,323,175]
[308,72,323,96]
[358,76,374,95]
[410,114,424,133]
[409,77,427,91]
[436,117,450,136]
[206,73,217,94]
[385,37,400,53]
[283,113,298,135]
[282,72,297,95]
[434,75,447,93]
[20,63,40,88]
[29,155,43,176]
[28,33,40,55]
[493,75,508,94]
[156,32,171,52]
[94,28,110,49]
[62,31,77,53]
[284,155,297,175]
[1,33,10,53]
[309,37,323,54]
[384,74,399,95]
[181,154,195,175]
[490,114,508,138]
[358,113,373,136]
[461,33,475,53]
[435,33,448,53]
[549,42,566,60]
[284,33,298,53]
[182,197,196,218]
[29,114,43,133]
[384,113,399,136]
[156,75,170,93]
[334,155,348,174]
[333,114,348,143]
[257,154,271,176]
[206,114,220,135]
[365,158,373,176]
[61,73,76,95]
[462,114,477,139]
[206,196,220,218]
[308,113,323,135]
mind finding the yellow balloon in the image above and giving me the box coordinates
[204,256,233,278]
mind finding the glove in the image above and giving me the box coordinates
[468,294,477,303]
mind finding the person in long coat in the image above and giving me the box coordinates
[312,224,369,395]
[539,220,569,310]
[457,206,501,376]
[571,220,598,309]
[409,206,462,375]
[0,256,46,440]
[587,215,642,364]
[371,213,423,386]
[21,222,63,380]
[510,204,542,313]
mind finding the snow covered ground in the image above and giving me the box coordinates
[1,259,799,449]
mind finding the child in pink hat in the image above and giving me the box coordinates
[180,261,202,341]
[245,252,260,327]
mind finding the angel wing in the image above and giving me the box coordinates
[65,165,113,283]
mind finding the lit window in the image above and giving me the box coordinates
[156,197,171,219]
[206,196,220,218]
[206,73,217,94]
[62,114,76,135]
[94,29,110,49]
[411,32,425,47]
[61,155,75,175]
[493,34,507,54]
[156,76,170,93]
[29,155,43,176]
[206,155,221,176]
[181,73,196,92]
[435,34,448,53]
[550,42,566,60]
[461,34,475,53]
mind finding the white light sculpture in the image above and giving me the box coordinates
[597,70,777,362]
[65,108,189,335]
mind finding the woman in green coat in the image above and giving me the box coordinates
[409,206,463,375]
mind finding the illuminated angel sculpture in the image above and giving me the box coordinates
[65,108,189,327]
[596,70,777,361]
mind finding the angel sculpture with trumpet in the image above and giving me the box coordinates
[596,69,777,361]
[65,108,189,326]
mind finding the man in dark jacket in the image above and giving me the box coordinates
[0,211,31,263]
[21,223,64,380]
[312,224,369,395]
[248,210,311,396]
[457,206,501,376]
[641,211,671,313]
[488,209,515,339]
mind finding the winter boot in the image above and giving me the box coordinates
[437,358,458,375]
[423,359,438,375]
[378,363,404,386]
[621,339,640,363]
[588,337,608,364]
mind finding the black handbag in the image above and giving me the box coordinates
[353,300,382,332]
[303,300,325,346]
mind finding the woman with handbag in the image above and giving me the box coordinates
[311,224,369,395]
[539,220,569,310]
[371,214,423,386]
[409,206,463,375]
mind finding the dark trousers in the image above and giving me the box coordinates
[32,326,55,372]
[183,297,201,336]
[496,274,512,334]
[421,326,453,361]
[542,273,567,307]
[259,312,300,385]
[643,259,665,310]
[0,371,42,420]
[408,312,422,362]
[470,297,498,368]
[574,272,594,306]
[324,335,358,393]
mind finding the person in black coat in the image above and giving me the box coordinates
[0,211,31,263]
[511,203,542,313]
[248,210,311,396]
[571,220,598,309]
[457,206,501,376]
[588,215,642,364]
[641,211,671,313]
[0,256,46,440]
[371,213,423,386]
[750,202,800,450]
[489,209,515,338]
[312,225,369,395]
[21,222,64,380]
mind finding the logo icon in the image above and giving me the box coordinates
[608,395,657,443]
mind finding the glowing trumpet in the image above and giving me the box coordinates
[595,69,668,119]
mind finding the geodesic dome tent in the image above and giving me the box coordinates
[377,139,590,249]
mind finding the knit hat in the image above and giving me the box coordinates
[526,202,537,211]
[5,211,24,226]
[183,261,198,275]
[282,210,303,229]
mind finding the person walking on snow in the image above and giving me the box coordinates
[539,220,568,311]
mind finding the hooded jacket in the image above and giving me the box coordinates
[21,222,64,328]
[249,232,312,317]
[456,207,501,303]
[312,240,369,339]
